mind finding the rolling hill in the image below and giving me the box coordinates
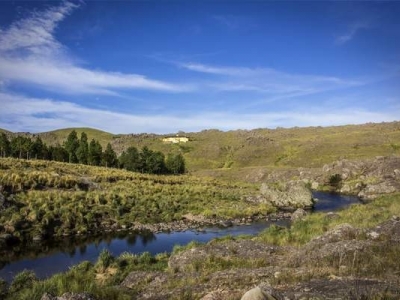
[2,121,400,172]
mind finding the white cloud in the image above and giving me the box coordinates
[181,62,363,96]
[0,57,189,95]
[0,1,190,94]
[336,22,370,45]
[1,92,397,134]
[0,1,77,55]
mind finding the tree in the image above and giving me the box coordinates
[49,144,69,162]
[31,137,47,159]
[119,146,140,171]
[0,133,10,157]
[102,143,117,168]
[139,147,166,174]
[76,132,89,165]
[64,130,79,163]
[10,136,32,159]
[88,139,102,166]
[166,153,186,174]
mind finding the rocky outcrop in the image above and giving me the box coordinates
[320,156,400,199]
[252,181,313,209]
[120,271,167,289]
[255,156,400,200]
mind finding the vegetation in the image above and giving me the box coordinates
[2,122,399,176]
[1,250,168,300]
[2,193,400,299]
[0,130,185,175]
[0,157,268,242]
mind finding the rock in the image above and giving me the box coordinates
[339,184,351,194]
[313,223,358,243]
[259,181,313,209]
[367,218,400,242]
[291,208,307,222]
[121,271,167,289]
[311,181,319,189]
[358,181,396,200]
[41,293,56,300]
[241,287,269,300]
[41,293,97,300]
[219,220,233,228]
[324,212,339,220]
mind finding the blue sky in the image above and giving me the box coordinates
[0,1,399,134]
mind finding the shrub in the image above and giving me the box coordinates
[9,270,37,293]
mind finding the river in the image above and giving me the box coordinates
[0,191,360,282]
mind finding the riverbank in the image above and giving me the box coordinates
[1,192,399,300]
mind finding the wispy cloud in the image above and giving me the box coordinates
[180,62,363,97]
[336,22,370,45]
[0,1,189,95]
[1,92,397,134]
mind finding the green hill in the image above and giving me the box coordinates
[38,127,115,147]
[2,121,400,172]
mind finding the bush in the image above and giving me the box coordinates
[328,174,342,188]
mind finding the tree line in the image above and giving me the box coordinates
[0,130,185,174]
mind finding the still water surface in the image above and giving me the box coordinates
[0,192,360,282]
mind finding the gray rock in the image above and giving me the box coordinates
[41,293,96,300]
[358,181,396,200]
[291,208,308,222]
[241,287,269,300]
[259,181,313,209]
[241,285,282,300]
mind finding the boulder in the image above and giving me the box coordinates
[358,181,396,200]
[241,285,280,300]
[290,208,307,222]
[259,181,313,209]
[241,287,268,300]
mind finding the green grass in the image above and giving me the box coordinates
[0,158,270,241]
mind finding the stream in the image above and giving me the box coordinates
[0,191,360,282]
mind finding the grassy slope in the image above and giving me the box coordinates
[2,121,400,171]
[38,127,115,148]
[0,158,270,241]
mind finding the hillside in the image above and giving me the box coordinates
[2,122,400,172]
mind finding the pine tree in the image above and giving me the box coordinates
[31,137,45,159]
[88,139,102,166]
[0,133,10,157]
[102,143,117,168]
[10,136,32,159]
[119,146,140,171]
[166,153,186,174]
[49,144,69,162]
[76,132,89,164]
[64,130,79,163]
